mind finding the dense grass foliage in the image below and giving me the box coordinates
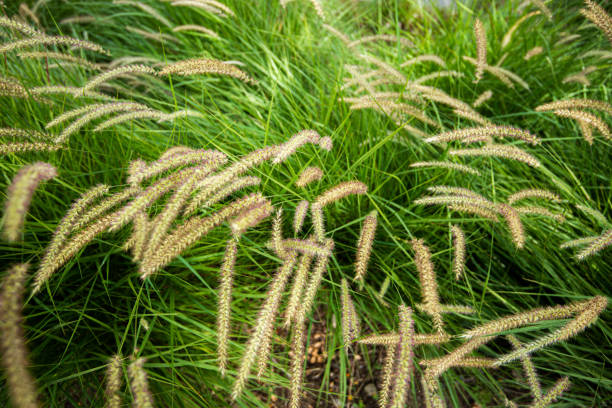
[0,0,610,407]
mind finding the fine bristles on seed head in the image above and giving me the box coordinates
[348,34,413,48]
[159,58,255,84]
[272,130,321,164]
[581,0,612,45]
[230,201,274,237]
[552,109,611,140]
[507,335,542,400]
[0,34,110,55]
[233,252,298,398]
[105,354,123,408]
[450,225,466,280]
[172,24,220,38]
[315,180,368,208]
[410,238,444,333]
[501,11,541,49]
[473,18,487,83]
[449,144,541,167]
[507,188,561,204]
[410,161,481,176]
[472,90,493,108]
[284,252,313,327]
[128,357,153,408]
[387,305,415,408]
[83,64,156,91]
[0,263,40,408]
[536,98,612,114]
[0,15,43,36]
[530,377,571,408]
[354,210,377,282]
[289,320,306,408]
[293,200,309,235]
[341,278,359,347]
[3,162,57,242]
[524,46,544,60]
[575,229,612,260]
[217,237,238,376]
[497,203,525,248]
[425,125,539,145]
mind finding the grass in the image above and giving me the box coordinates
[0,0,610,407]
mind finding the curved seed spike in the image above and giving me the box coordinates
[473,18,487,83]
[0,263,40,408]
[104,354,123,408]
[218,238,238,376]
[128,357,153,408]
[3,162,57,242]
[354,210,377,282]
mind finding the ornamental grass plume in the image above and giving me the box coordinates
[560,236,597,249]
[409,161,481,176]
[472,90,493,108]
[93,110,168,131]
[289,320,306,408]
[575,204,609,226]
[0,142,62,155]
[387,305,415,408]
[143,193,267,277]
[507,335,542,401]
[139,174,202,267]
[18,51,100,70]
[0,34,109,55]
[203,176,261,207]
[473,18,487,83]
[232,252,298,399]
[217,237,238,376]
[229,200,274,237]
[348,34,413,48]
[0,263,40,408]
[535,98,612,115]
[463,56,529,89]
[515,206,565,223]
[296,166,323,187]
[425,125,539,145]
[171,0,235,17]
[293,200,309,234]
[410,239,444,333]
[427,186,486,199]
[497,203,525,248]
[379,344,396,408]
[311,181,368,240]
[128,357,153,408]
[127,149,226,185]
[284,253,313,326]
[46,103,107,128]
[83,64,156,91]
[524,46,544,60]
[562,66,598,86]
[449,144,541,167]
[0,127,50,140]
[105,354,123,408]
[448,204,500,221]
[294,239,334,326]
[159,58,255,84]
[581,0,612,45]
[53,102,153,143]
[501,11,541,48]
[0,15,43,36]
[358,332,450,346]
[322,23,350,45]
[273,130,324,164]
[2,162,57,242]
[507,189,561,204]
[31,86,110,99]
[553,109,611,140]
[450,225,465,280]
[271,209,286,259]
[354,210,377,282]
[340,278,360,347]
[575,229,612,260]
[424,335,492,381]
[529,377,570,408]
[172,25,220,38]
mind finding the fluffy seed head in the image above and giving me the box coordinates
[0,263,40,408]
[3,162,57,242]
[159,58,255,83]
[293,200,309,235]
[104,354,123,408]
[354,210,377,282]
[128,357,153,408]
